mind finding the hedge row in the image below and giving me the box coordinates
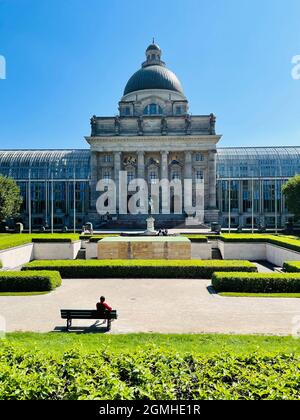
[212,272,300,293]
[31,238,75,243]
[0,271,62,292]
[0,346,300,400]
[283,261,300,273]
[181,235,208,243]
[0,234,80,250]
[22,260,257,279]
[219,234,300,253]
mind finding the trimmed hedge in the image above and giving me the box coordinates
[22,260,257,279]
[283,261,300,273]
[31,238,75,243]
[219,234,300,253]
[80,234,119,241]
[0,271,62,292]
[182,235,208,243]
[0,234,80,250]
[212,272,300,293]
[88,235,120,243]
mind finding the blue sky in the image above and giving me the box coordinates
[0,0,299,149]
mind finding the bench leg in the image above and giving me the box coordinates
[67,319,72,331]
[107,319,111,331]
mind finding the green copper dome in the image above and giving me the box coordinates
[124,65,184,96]
[123,43,184,96]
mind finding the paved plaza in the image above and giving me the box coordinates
[1,278,300,335]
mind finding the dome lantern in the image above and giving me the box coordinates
[123,42,185,96]
[144,39,163,67]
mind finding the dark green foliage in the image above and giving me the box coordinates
[284,262,300,273]
[219,234,300,253]
[0,175,23,222]
[282,175,300,221]
[31,238,74,243]
[0,345,299,400]
[22,260,257,279]
[0,271,61,292]
[212,272,300,293]
[182,235,208,243]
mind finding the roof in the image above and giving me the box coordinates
[124,65,184,96]
[146,43,161,52]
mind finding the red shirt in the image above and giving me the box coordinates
[96,302,112,312]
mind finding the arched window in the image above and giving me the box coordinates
[143,104,163,115]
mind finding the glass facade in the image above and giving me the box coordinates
[0,147,300,229]
[0,150,90,229]
[216,147,300,228]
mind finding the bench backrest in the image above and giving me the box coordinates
[61,309,117,319]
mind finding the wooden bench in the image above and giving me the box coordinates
[60,309,118,331]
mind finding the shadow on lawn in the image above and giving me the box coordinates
[53,320,111,334]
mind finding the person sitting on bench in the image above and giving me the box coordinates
[96,296,112,313]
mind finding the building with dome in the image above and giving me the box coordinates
[0,43,300,230]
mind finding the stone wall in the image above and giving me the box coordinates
[98,237,191,260]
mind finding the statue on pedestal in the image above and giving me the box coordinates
[148,196,154,214]
[114,116,121,136]
[137,116,144,135]
[161,117,168,135]
[184,114,192,135]
[90,115,97,136]
[210,113,216,135]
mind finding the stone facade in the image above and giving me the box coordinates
[86,43,221,227]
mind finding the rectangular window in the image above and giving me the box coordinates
[103,171,111,181]
[196,170,203,181]
[150,171,158,184]
[103,155,112,163]
[175,106,182,115]
[127,171,135,183]
[195,153,204,162]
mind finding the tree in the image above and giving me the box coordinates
[0,175,23,222]
[282,175,300,221]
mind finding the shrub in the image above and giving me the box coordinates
[22,260,257,279]
[88,235,120,243]
[212,271,300,293]
[0,270,62,292]
[219,234,300,253]
[31,238,74,243]
[283,262,300,273]
[0,234,80,250]
[181,235,208,243]
[80,234,119,241]
[0,345,299,400]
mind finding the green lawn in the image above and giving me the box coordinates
[0,291,50,296]
[4,332,300,356]
[219,292,300,298]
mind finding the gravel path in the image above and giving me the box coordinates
[1,278,300,335]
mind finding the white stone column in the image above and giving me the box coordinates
[184,151,193,217]
[208,150,217,209]
[160,151,169,214]
[114,151,121,213]
[137,151,145,179]
[184,151,192,180]
[137,151,147,213]
[90,151,98,210]
[160,151,169,180]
